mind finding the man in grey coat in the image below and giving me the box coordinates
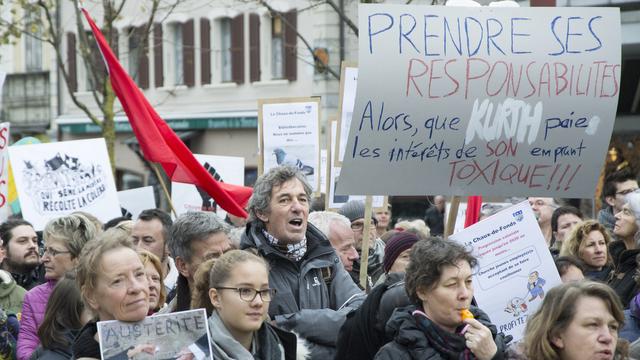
[241,165,364,359]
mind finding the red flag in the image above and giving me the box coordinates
[464,196,483,228]
[81,9,251,218]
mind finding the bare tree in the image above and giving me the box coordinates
[0,0,178,172]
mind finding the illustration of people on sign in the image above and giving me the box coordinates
[527,271,546,302]
[504,297,528,317]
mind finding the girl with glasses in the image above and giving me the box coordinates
[206,250,305,359]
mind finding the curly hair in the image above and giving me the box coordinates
[248,165,312,222]
[404,237,477,305]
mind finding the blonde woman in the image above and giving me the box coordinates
[523,281,627,360]
[560,220,612,282]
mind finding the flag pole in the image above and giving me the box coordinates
[151,163,177,217]
[444,196,460,240]
[359,195,373,290]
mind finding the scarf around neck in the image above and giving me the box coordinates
[208,311,255,360]
[261,229,307,262]
[412,309,476,360]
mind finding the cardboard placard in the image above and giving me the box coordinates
[258,97,321,193]
[171,154,245,218]
[117,186,156,219]
[338,4,621,198]
[327,120,386,210]
[9,138,121,230]
[97,309,212,360]
[335,62,358,166]
[449,201,562,341]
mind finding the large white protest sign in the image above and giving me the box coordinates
[9,138,121,230]
[335,63,358,166]
[171,154,244,218]
[0,123,9,221]
[337,4,621,198]
[97,309,212,360]
[259,98,321,192]
[117,186,156,219]
[450,201,561,341]
[327,120,385,210]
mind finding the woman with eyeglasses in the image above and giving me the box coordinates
[17,214,97,360]
[207,250,303,359]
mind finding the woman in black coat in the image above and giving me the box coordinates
[375,238,510,360]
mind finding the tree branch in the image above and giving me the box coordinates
[37,0,102,126]
[258,0,340,80]
[324,0,358,36]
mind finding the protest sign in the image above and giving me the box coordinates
[259,97,321,192]
[337,4,621,198]
[97,309,212,360]
[327,120,386,210]
[447,201,513,234]
[8,138,121,230]
[0,123,9,221]
[172,154,245,218]
[320,149,328,195]
[117,186,156,219]
[335,63,358,166]
[449,200,561,341]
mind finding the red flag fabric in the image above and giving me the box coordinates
[82,9,251,218]
[464,196,483,228]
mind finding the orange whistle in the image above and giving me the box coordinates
[460,309,474,321]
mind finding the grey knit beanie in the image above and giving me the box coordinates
[339,200,365,222]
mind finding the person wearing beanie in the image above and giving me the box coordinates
[374,232,420,287]
[383,232,420,274]
[339,200,386,288]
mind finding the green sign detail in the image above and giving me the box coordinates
[59,116,257,134]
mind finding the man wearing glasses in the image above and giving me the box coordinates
[339,200,386,288]
[528,197,559,248]
[241,166,363,359]
[599,167,639,238]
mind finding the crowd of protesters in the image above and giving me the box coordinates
[0,165,639,359]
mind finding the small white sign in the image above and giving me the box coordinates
[172,154,244,218]
[117,186,156,220]
[259,98,321,192]
[449,201,562,341]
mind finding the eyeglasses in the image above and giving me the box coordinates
[350,221,378,231]
[616,188,639,196]
[42,247,71,257]
[216,287,277,302]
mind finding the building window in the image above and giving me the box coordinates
[25,10,42,72]
[171,23,184,85]
[128,27,141,83]
[220,18,232,83]
[271,16,284,79]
